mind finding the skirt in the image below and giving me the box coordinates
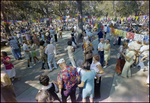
[115,58,125,74]
[5,68,16,78]
[104,51,110,61]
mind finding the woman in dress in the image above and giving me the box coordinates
[90,54,104,99]
[121,44,135,78]
[82,31,90,50]
[1,51,17,81]
[76,59,86,101]
[83,40,94,64]
[29,40,39,65]
[58,26,62,39]
[32,33,40,47]
[78,62,99,102]
[103,39,111,68]
[115,42,128,74]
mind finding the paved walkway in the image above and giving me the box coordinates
[1,31,149,102]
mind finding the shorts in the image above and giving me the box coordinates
[24,52,31,60]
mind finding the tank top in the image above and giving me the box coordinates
[90,61,101,78]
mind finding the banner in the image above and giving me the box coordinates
[98,17,100,21]
[126,32,135,40]
[83,18,85,21]
[144,15,147,20]
[121,31,127,38]
[93,17,95,20]
[128,17,131,21]
[95,23,98,28]
[111,28,115,34]
[135,16,138,21]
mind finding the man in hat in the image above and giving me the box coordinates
[57,58,80,102]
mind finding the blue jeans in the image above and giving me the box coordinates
[42,35,45,42]
[11,49,16,59]
[138,55,145,70]
[47,54,57,70]
[12,48,22,60]
[19,38,22,46]
[98,51,104,66]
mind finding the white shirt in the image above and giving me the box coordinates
[86,31,93,37]
[65,46,74,58]
[140,45,149,56]
[50,29,55,36]
[23,43,30,52]
[128,41,142,51]
[45,32,49,36]
[77,67,86,78]
[45,44,54,55]
[41,83,58,93]
[98,42,104,51]
[90,61,101,78]
[104,25,107,32]
[17,33,21,38]
[84,36,89,41]
[50,37,56,46]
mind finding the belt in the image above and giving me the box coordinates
[48,54,54,55]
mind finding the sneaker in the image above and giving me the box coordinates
[33,64,36,66]
[41,68,45,70]
[103,66,107,68]
[137,65,140,68]
[12,78,14,81]
[29,66,32,68]
[49,69,53,72]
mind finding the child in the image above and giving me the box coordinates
[29,40,40,65]
[1,51,17,81]
[35,75,61,102]
[39,40,49,69]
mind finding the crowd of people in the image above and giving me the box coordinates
[1,17,149,102]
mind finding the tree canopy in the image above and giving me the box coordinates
[1,1,149,21]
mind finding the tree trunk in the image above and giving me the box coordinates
[76,1,83,39]
[1,1,11,36]
[45,1,50,27]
